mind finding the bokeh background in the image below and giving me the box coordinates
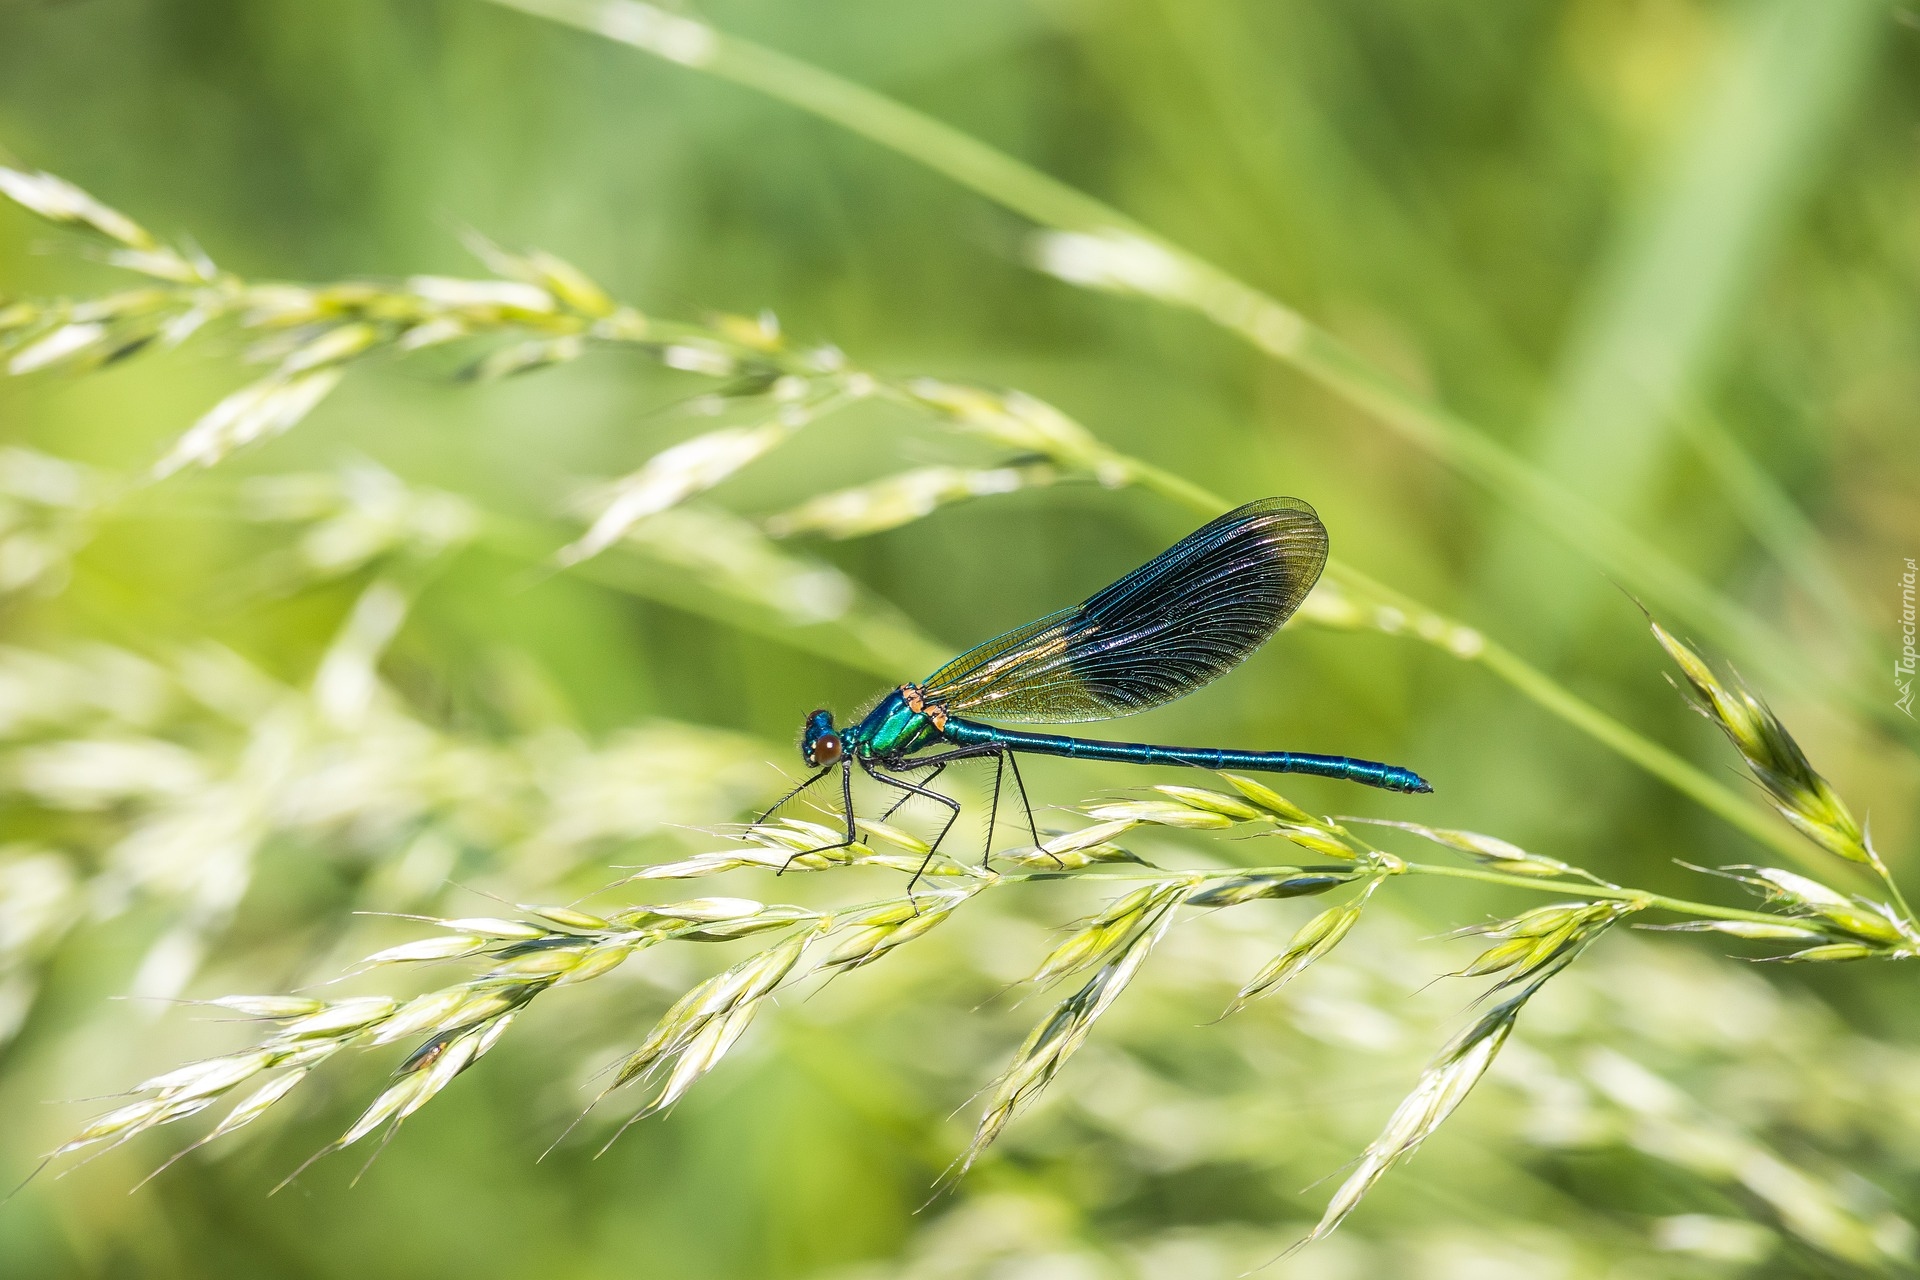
[1,0,1918,1276]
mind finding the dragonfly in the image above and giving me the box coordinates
[767,497,1431,880]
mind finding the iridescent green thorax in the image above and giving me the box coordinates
[849,686,943,760]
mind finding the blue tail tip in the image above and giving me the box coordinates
[1396,769,1434,794]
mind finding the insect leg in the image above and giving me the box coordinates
[982,749,1005,869]
[880,743,1013,861]
[780,759,858,875]
[758,764,834,825]
[880,761,946,822]
[861,757,964,894]
[1004,750,1040,845]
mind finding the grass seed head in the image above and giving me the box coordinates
[1776,944,1881,963]
[956,900,1178,1177]
[0,168,158,250]
[1716,867,1909,947]
[855,817,930,854]
[155,370,346,476]
[765,464,1053,540]
[524,905,610,932]
[560,421,797,567]
[1027,881,1186,988]
[205,1071,307,1141]
[640,897,765,923]
[612,929,812,1091]
[1187,872,1353,907]
[1218,773,1316,824]
[1152,784,1262,821]
[1346,817,1582,878]
[1651,622,1871,866]
[821,906,954,974]
[1039,819,1138,855]
[368,990,472,1046]
[1000,840,1144,870]
[1272,824,1360,860]
[208,995,325,1019]
[1082,800,1234,830]
[1305,1003,1516,1244]
[1646,920,1826,941]
[1221,891,1373,1018]
[283,996,400,1040]
[361,935,489,966]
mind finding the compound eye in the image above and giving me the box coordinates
[808,733,843,766]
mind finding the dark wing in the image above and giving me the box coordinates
[921,497,1327,723]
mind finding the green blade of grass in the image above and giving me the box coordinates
[1674,402,1874,668]
[1475,0,1885,648]
[471,0,1910,750]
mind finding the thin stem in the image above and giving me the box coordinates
[1472,640,1822,875]
[1867,852,1917,929]
[471,0,1907,744]
[1112,456,1232,519]
[999,861,1791,929]
[1392,861,1786,929]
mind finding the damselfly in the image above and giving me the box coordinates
[769,497,1430,879]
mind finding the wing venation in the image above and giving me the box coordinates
[921,497,1327,723]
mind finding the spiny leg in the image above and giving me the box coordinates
[982,749,1005,869]
[879,743,1011,863]
[880,761,946,822]
[862,758,964,894]
[780,759,858,875]
[839,756,857,845]
[1004,750,1040,845]
[758,764,834,825]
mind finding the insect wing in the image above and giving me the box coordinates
[923,497,1327,722]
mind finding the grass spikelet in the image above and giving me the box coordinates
[1703,865,1914,952]
[818,893,968,975]
[155,370,346,477]
[765,463,1055,540]
[1269,823,1362,860]
[1219,881,1378,1019]
[1218,773,1317,823]
[951,893,1182,1180]
[199,1070,307,1143]
[854,818,930,855]
[560,422,798,566]
[1151,784,1262,820]
[1343,817,1596,881]
[1027,881,1188,988]
[1458,901,1635,990]
[1302,996,1518,1244]
[0,167,159,251]
[901,381,1106,471]
[1650,621,1877,871]
[1081,799,1234,830]
[1036,819,1139,854]
[998,841,1146,870]
[1642,919,1826,941]
[601,926,817,1121]
[1185,871,1355,907]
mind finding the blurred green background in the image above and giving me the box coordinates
[1,0,1918,1276]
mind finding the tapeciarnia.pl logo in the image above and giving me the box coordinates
[1900,557,1917,718]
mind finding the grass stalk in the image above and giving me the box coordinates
[470,0,1906,747]
[1001,864,1800,931]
